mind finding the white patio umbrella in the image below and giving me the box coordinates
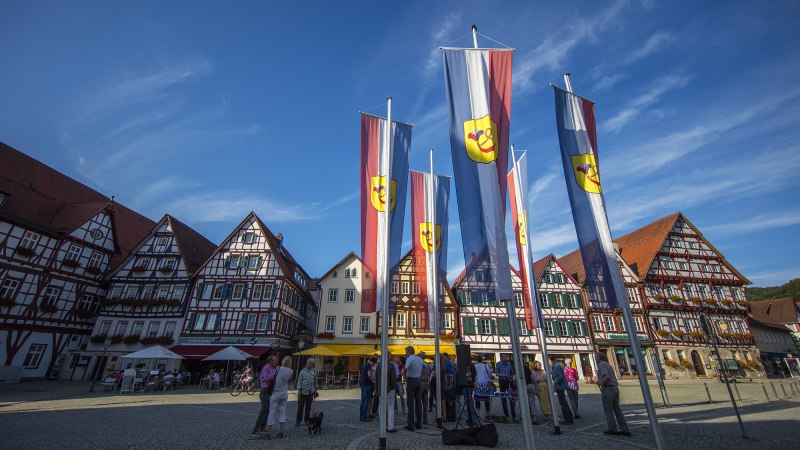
[202,346,256,387]
[122,345,184,360]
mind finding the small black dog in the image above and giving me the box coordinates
[308,411,324,435]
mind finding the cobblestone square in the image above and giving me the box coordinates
[1,379,799,449]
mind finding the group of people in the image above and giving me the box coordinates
[250,355,319,440]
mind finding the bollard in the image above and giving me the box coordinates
[763,385,771,402]
[733,382,742,402]
[771,382,779,400]
[704,382,713,404]
[780,383,788,398]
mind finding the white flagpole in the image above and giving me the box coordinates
[563,73,665,450]
[512,147,561,435]
[378,97,392,450]
[429,149,443,429]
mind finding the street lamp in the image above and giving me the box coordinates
[89,338,112,392]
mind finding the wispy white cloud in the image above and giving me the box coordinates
[604,74,690,133]
[528,170,559,207]
[703,211,800,236]
[747,267,800,287]
[165,191,323,223]
[623,31,675,64]
[594,74,627,91]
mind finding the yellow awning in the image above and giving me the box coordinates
[332,344,380,356]
[295,345,341,356]
[386,344,456,357]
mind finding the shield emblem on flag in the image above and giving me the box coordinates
[571,154,602,194]
[370,176,397,211]
[419,222,442,253]
[463,114,499,164]
[517,212,527,246]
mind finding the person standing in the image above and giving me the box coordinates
[295,357,318,427]
[533,361,552,417]
[596,352,631,436]
[403,346,424,431]
[549,356,574,424]
[564,358,581,419]
[251,355,278,438]
[524,361,543,425]
[473,355,493,422]
[264,356,294,439]
[418,352,431,425]
[495,354,517,422]
[395,355,407,414]
[359,357,377,422]
[376,352,398,433]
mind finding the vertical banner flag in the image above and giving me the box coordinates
[553,86,626,310]
[507,152,540,330]
[360,113,411,313]
[443,48,513,303]
[410,171,450,331]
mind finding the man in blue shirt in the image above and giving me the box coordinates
[496,354,517,422]
[359,356,377,421]
[550,355,574,424]
[403,346,424,431]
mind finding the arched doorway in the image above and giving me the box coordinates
[691,351,706,377]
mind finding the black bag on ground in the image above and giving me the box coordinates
[442,423,498,447]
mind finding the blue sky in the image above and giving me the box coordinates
[1,1,799,287]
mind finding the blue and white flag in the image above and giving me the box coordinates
[553,85,626,310]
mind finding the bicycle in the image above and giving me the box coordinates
[230,377,257,396]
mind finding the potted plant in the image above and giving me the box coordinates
[90,334,108,344]
[165,299,181,308]
[62,258,81,268]
[736,299,748,306]
[439,331,458,342]
[679,359,693,370]
[745,359,760,369]
[131,265,147,273]
[156,336,175,345]
[0,297,15,308]
[664,358,681,369]
[110,334,125,344]
[316,332,335,339]
[364,332,379,339]
[735,359,747,369]
[14,246,36,257]
[139,336,157,345]
[668,295,681,303]
[721,299,733,306]
[123,334,140,344]
[655,329,670,338]
[158,266,174,274]
[688,297,703,305]
[672,330,687,338]
[75,308,94,319]
[688,330,705,339]
[85,265,103,275]
[40,302,58,313]
[653,294,666,301]
[719,332,732,340]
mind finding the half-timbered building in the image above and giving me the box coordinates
[615,212,764,379]
[0,142,153,381]
[173,212,316,364]
[76,214,216,380]
[454,255,594,377]
[560,246,655,378]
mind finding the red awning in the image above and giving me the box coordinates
[169,345,271,360]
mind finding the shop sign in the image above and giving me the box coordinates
[608,334,645,340]
[179,337,263,345]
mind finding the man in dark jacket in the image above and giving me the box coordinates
[549,356,574,424]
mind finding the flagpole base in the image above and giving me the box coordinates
[552,426,562,435]
[436,418,443,429]
[379,437,387,449]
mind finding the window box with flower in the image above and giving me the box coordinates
[14,246,36,257]
[90,334,108,344]
[316,332,335,339]
[75,308,94,319]
[736,299,748,307]
[85,265,103,275]
[123,334,141,344]
[688,330,705,340]
[688,297,703,305]
[0,297,16,308]
[439,332,458,343]
[664,358,681,369]
[745,359,760,369]
[40,303,58,313]
[653,294,666,302]
[655,329,671,338]
[735,359,747,369]
[720,299,733,307]
[719,332,732,340]
[671,330,687,338]
[62,258,81,268]
[131,265,147,273]
[110,334,125,344]
[364,332,379,339]
[679,359,693,370]
[158,266,174,274]
[668,295,682,304]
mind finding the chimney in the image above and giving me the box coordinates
[275,233,283,246]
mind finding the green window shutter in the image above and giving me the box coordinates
[214,313,222,331]
[239,313,248,331]
[224,283,233,299]
[568,321,576,336]
[186,313,196,331]
[498,319,510,335]
[574,294,582,309]
[580,322,588,336]
[489,319,497,335]
[554,321,562,336]
[464,318,475,335]
[194,282,203,299]
[258,256,264,268]
[456,290,464,303]
[242,283,249,300]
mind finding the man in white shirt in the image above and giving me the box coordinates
[403,346,424,431]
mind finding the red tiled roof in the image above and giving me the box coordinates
[613,212,680,279]
[750,298,800,326]
[0,141,155,270]
[166,214,217,276]
[558,248,586,285]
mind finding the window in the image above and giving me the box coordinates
[668,318,677,331]
[115,321,128,336]
[411,313,418,329]
[514,292,524,307]
[325,316,336,333]
[605,316,616,332]
[132,322,144,336]
[19,231,39,250]
[78,294,95,311]
[232,284,244,299]
[402,282,410,294]
[173,287,185,300]
[592,315,603,331]
[397,313,406,329]
[156,237,168,247]
[246,256,258,269]
[343,316,353,333]
[194,314,206,331]
[444,314,452,329]
[388,314,394,327]
[558,321,569,336]
[23,344,46,368]
[345,289,355,303]
[43,287,60,306]
[156,287,168,300]
[345,268,351,278]
[88,252,103,269]
[110,287,123,299]
[462,291,472,306]
[264,284,274,299]
[662,259,673,270]
[245,314,257,331]
[554,293,564,308]
[545,321,554,336]
[518,319,528,336]
[351,268,358,278]
[619,318,626,331]
[229,255,240,269]
[205,314,217,331]
[213,284,225,300]
[0,279,19,300]
[653,318,663,330]
[99,321,112,335]
[413,282,420,295]
[164,322,176,336]
[391,281,398,294]
[328,289,338,303]
[251,284,263,300]
[257,314,270,331]
[539,293,549,307]
[570,322,582,336]
[147,322,160,337]
[332,270,338,278]
[479,319,492,335]
[65,245,82,262]
[242,232,256,244]
[689,242,698,249]
[635,317,643,332]
[678,262,688,270]
[360,316,370,333]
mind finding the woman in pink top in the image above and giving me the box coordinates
[563,358,580,418]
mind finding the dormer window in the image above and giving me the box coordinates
[242,232,256,244]
[156,237,168,247]
[19,231,39,250]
